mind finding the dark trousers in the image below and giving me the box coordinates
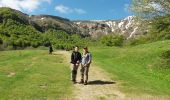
[70,64,79,81]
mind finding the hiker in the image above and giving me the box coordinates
[70,46,82,84]
[80,47,92,85]
[49,45,53,54]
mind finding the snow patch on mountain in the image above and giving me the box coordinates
[74,16,144,39]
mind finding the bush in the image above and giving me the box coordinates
[127,36,150,46]
[159,50,170,68]
[31,41,39,48]
[65,44,73,51]
[161,50,170,59]
[148,14,170,41]
[101,34,124,47]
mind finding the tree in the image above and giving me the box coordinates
[148,14,170,41]
[129,0,170,43]
[131,0,170,18]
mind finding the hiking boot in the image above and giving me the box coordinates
[79,79,84,84]
[72,80,77,84]
[84,81,88,85]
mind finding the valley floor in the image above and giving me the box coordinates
[0,40,170,100]
[0,50,72,99]
[56,51,169,100]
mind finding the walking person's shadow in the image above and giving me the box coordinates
[88,80,116,85]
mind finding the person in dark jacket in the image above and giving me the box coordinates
[70,46,82,84]
[49,45,53,54]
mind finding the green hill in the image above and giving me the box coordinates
[91,40,170,95]
[0,7,91,50]
[0,7,79,33]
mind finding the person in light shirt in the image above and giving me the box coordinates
[80,47,92,85]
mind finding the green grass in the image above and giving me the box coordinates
[1,40,170,99]
[91,40,170,95]
[0,50,72,99]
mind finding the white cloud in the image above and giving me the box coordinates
[55,4,73,14]
[55,4,86,14]
[74,8,86,14]
[0,0,51,12]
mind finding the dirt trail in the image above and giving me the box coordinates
[55,51,169,100]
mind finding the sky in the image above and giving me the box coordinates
[0,0,133,20]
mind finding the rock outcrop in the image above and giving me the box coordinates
[74,16,145,39]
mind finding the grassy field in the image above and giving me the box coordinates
[0,40,170,99]
[91,40,170,95]
[0,50,72,99]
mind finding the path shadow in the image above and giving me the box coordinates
[88,80,116,85]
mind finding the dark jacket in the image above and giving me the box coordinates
[49,46,53,52]
[71,51,82,64]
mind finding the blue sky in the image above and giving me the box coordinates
[0,0,133,20]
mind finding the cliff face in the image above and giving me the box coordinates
[74,16,146,39]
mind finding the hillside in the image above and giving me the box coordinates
[91,40,170,95]
[0,7,93,50]
[0,7,147,38]
[74,16,146,38]
[0,7,79,34]
[30,15,79,34]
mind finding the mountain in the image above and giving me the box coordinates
[0,7,146,39]
[74,16,146,39]
[30,15,79,34]
[0,7,91,50]
[0,7,79,34]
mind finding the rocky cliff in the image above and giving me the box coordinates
[74,16,146,39]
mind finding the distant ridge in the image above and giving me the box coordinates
[0,7,146,39]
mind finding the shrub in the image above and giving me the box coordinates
[31,41,39,48]
[101,34,124,47]
[159,50,170,68]
[127,36,150,46]
[161,50,170,59]
[148,14,170,41]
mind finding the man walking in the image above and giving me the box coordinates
[80,47,92,85]
[70,46,82,84]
